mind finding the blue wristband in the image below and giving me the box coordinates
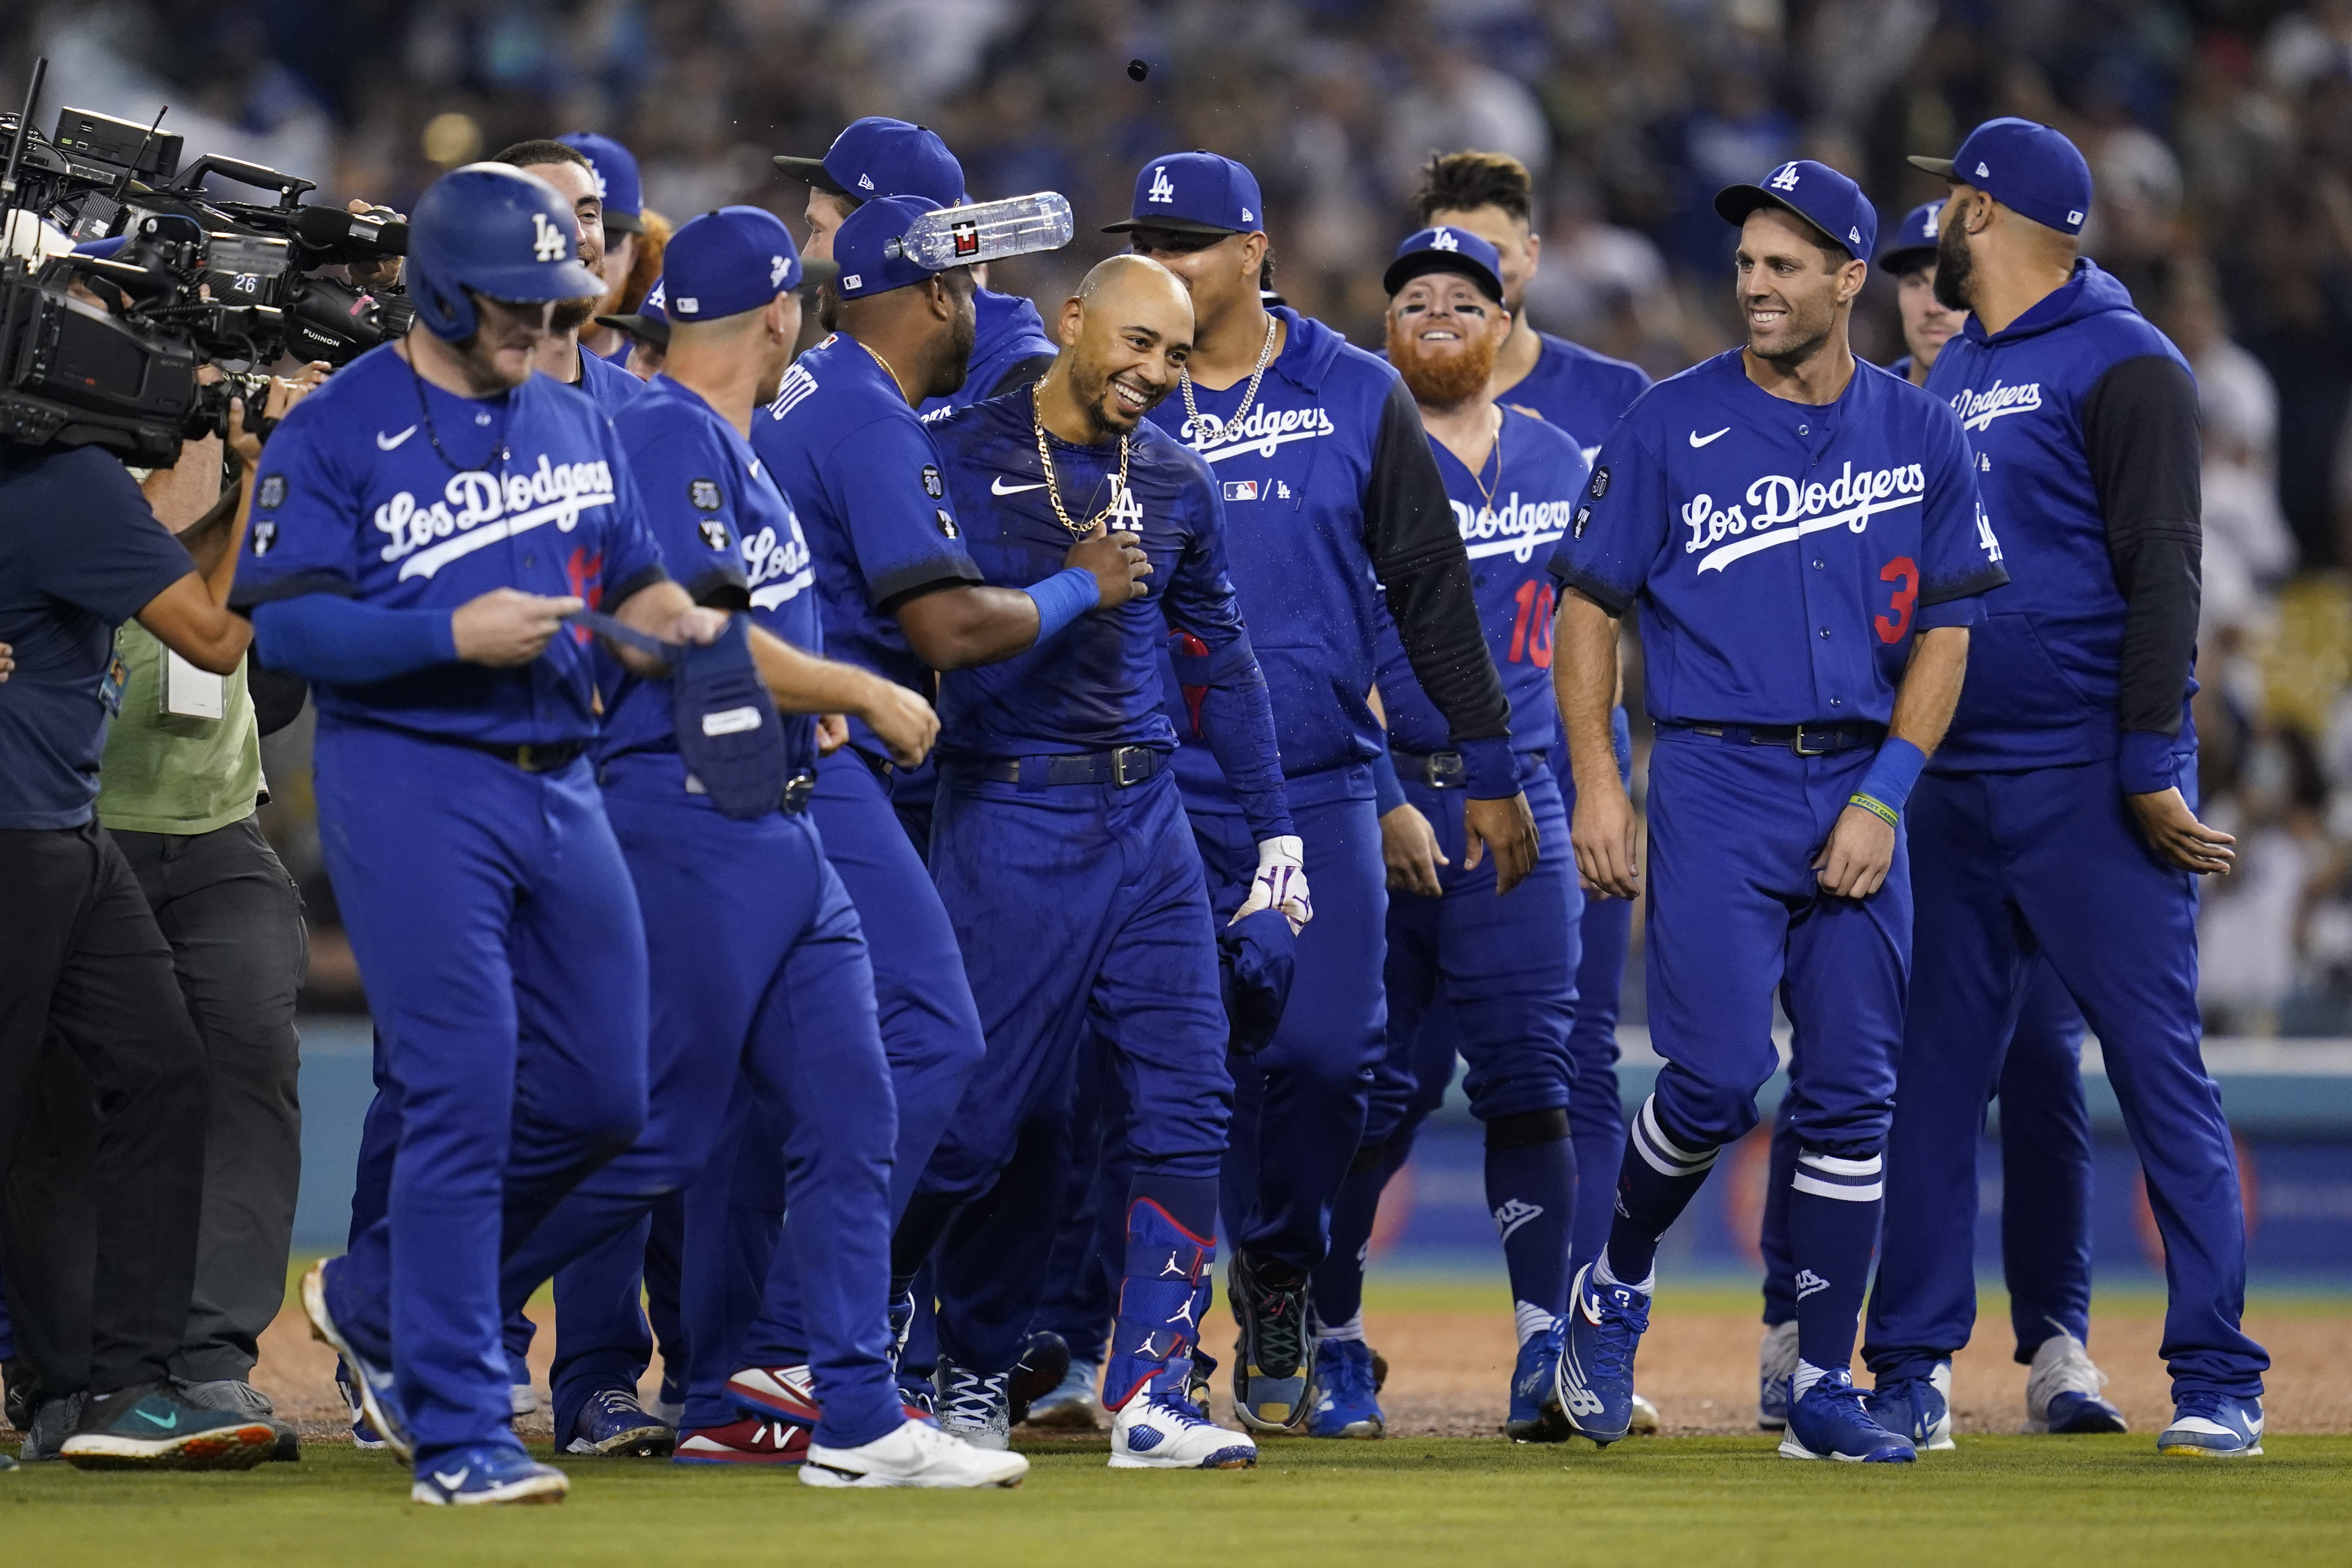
[1856,736,1926,813]
[1022,566,1098,646]
[1370,737,1406,816]
[1457,734,1520,799]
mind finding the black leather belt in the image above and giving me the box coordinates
[461,738,588,773]
[965,746,1168,788]
[1392,749,1467,788]
[684,767,818,813]
[1671,722,1884,756]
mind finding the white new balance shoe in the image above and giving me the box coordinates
[798,1418,1027,1489]
[2022,1330,2128,1434]
[1108,1389,1257,1469]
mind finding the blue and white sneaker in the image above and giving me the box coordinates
[1758,1319,1798,1430]
[1109,1387,1257,1469]
[562,1388,674,1457]
[2157,1392,2264,1457]
[1305,1338,1384,1439]
[335,1359,385,1451]
[1554,1263,1649,1445]
[301,1259,413,1461]
[1228,1253,1313,1433]
[935,1360,1012,1450]
[1506,1319,1568,1443]
[1782,1372,1917,1462]
[411,1443,569,1505]
[1022,1360,1105,1431]
[1867,1361,1955,1451]
[2023,1331,2128,1435]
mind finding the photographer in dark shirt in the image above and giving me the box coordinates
[0,394,288,1470]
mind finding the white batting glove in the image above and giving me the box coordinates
[1234,834,1311,935]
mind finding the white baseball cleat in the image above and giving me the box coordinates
[1108,1388,1258,1469]
[798,1418,1028,1489]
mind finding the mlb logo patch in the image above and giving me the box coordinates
[936,508,959,538]
[257,473,286,509]
[1223,480,1260,502]
[698,519,729,552]
[689,479,723,511]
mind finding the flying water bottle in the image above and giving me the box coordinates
[889,192,1074,271]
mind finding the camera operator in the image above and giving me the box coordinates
[0,378,293,1470]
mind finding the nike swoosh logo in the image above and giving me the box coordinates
[992,476,1045,495]
[135,1408,178,1429]
[376,426,418,450]
[1688,427,1730,448]
[433,1467,470,1489]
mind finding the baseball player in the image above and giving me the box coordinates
[1752,204,2123,1441]
[1120,150,1536,1434]
[1548,159,2004,1463]
[1862,119,2270,1459]
[772,117,1059,415]
[708,193,1146,1449]
[1308,150,1666,1440]
[238,163,717,1505]
[889,254,1294,1470]
[1295,227,1589,1443]
[556,131,656,365]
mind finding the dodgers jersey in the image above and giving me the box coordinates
[1498,332,1653,463]
[596,374,819,774]
[918,286,1059,416]
[577,345,650,418]
[1550,350,2004,727]
[754,333,980,760]
[927,389,1292,841]
[236,345,665,745]
[1147,305,1511,805]
[1377,408,1589,759]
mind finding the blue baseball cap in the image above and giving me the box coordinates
[1104,151,1264,237]
[1877,201,1945,273]
[831,195,948,299]
[1909,118,2092,237]
[558,132,645,233]
[661,206,835,323]
[772,117,965,208]
[1383,225,1504,303]
[1715,159,1877,262]
[594,275,669,347]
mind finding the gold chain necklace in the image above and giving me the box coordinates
[1031,380,1131,540]
[1177,312,1278,446]
[1467,405,1504,506]
[856,337,903,398]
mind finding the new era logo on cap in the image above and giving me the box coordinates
[858,173,874,191]
[1977,162,1991,178]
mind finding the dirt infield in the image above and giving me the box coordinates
[234,1287,2351,1445]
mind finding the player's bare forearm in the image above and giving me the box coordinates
[1888,625,1970,756]
[897,583,1042,670]
[1554,589,1639,899]
[747,624,939,766]
[608,580,727,676]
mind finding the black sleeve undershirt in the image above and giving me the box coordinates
[1365,376,1511,742]
[2081,354,2202,738]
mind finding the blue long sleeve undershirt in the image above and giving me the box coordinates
[251,594,458,684]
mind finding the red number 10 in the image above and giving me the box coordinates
[1511,580,1557,668]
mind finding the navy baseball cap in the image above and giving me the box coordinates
[1715,159,1877,262]
[1383,225,1504,303]
[594,276,669,347]
[1104,151,1263,236]
[772,117,965,208]
[1909,118,2091,237]
[558,132,645,233]
[1877,200,1945,274]
[831,195,949,299]
[662,206,836,323]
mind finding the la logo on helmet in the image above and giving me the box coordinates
[531,212,568,262]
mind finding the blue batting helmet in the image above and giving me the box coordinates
[405,163,608,342]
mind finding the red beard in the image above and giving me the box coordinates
[1387,316,1497,406]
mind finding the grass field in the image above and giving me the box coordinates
[5,1435,2348,1568]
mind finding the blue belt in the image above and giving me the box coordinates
[961,746,1168,788]
[1666,721,1883,756]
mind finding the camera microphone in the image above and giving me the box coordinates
[291,203,406,257]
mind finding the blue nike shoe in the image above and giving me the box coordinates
[1305,1338,1384,1439]
[411,1443,569,1505]
[335,1359,385,1450]
[1506,1319,1568,1442]
[562,1388,674,1457]
[1781,1372,1917,1462]
[1554,1264,1649,1445]
[1866,1361,1955,1451]
[2157,1392,2264,1457]
[301,1258,413,1461]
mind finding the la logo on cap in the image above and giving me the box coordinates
[1430,228,1458,251]
[1923,203,1940,235]
[1147,166,1175,204]
[1768,162,1801,191]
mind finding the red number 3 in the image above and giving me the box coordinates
[1877,556,1918,644]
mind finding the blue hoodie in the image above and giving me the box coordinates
[1925,260,2201,786]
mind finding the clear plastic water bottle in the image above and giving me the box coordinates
[890,192,1074,271]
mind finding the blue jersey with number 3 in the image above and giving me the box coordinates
[1547,350,2002,728]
